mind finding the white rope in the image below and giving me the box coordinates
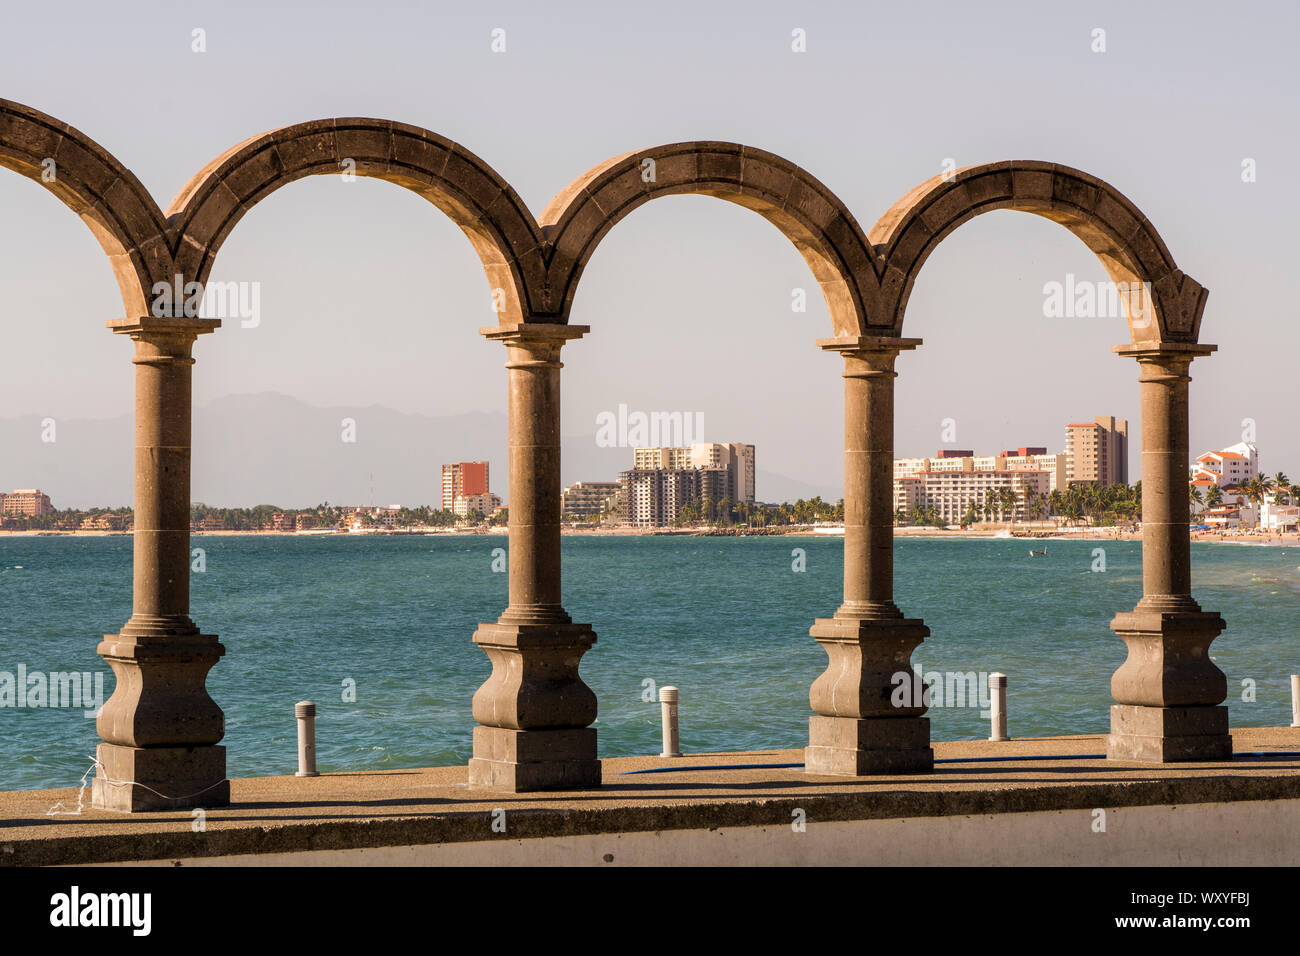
[45,756,96,816]
[46,754,227,815]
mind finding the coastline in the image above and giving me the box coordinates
[3,526,1296,545]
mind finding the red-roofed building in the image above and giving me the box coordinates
[1194,441,1258,488]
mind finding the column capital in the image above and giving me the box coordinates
[107,317,222,337]
[481,323,590,369]
[1117,342,1216,386]
[109,318,221,364]
[817,335,923,355]
[480,322,590,347]
[819,336,921,378]
[1113,341,1217,362]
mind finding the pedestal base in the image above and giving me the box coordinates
[805,715,933,775]
[470,618,600,791]
[91,743,229,812]
[468,726,601,791]
[1109,609,1227,706]
[807,614,931,717]
[1107,704,1232,762]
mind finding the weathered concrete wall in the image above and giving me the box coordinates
[112,798,1300,866]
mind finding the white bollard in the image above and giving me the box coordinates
[988,673,1008,742]
[295,700,320,777]
[659,685,681,757]
[1292,676,1300,728]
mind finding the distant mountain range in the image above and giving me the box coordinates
[0,392,841,509]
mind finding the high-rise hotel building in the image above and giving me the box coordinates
[894,469,1051,524]
[620,442,756,526]
[894,448,1068,491]
[892,417,1128,525]
[441,461,490,512]
[1064,416,1128,487]
[0,489,53,515]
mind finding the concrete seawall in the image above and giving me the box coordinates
[6,728,1300,866]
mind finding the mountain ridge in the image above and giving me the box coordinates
[0,392,842,508]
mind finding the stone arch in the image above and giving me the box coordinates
[0,99,171,318]
[540,142,878,335]
[167,119,546,323]
[869,161,1208,344]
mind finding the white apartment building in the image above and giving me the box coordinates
[1260,488,1297,530]
[561,481,622,517]
[1004,453,1069,492]
[630,442,756,504]
[453,492,502,518]
[895,449,1069,492]
[1191,441,1258,489]
[894,470,1051,524]
[634,447,693,470]
[726,444,756,503]
[622,468,728,527]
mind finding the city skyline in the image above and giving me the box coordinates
[5,399,1286,514]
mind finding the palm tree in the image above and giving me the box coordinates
[1062,499,1082,526]
[1240,475,1268,528]
[718,497,733,526]
[1000,487,1018,526]
[1047,488,1064,526]
[1025,488,1044,522]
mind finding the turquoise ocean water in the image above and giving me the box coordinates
[1,534,1298,791]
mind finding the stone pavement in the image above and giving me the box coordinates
[4,728,1299,865]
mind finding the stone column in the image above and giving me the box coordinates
[1108,343,1229,762]
[93,317,229,811]
[806,336,933,775]
[469,323,600,791]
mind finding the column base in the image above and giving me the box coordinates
[1107,705,1232,762]
[468,726,601,791]
[1109,609,1226,706]
[805,715,933,775]
[470,619,599,791]
[808,614,931,717]
[91,743,229,812]
[96,629,226,747]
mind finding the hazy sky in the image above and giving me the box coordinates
[2,0,1297,505]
